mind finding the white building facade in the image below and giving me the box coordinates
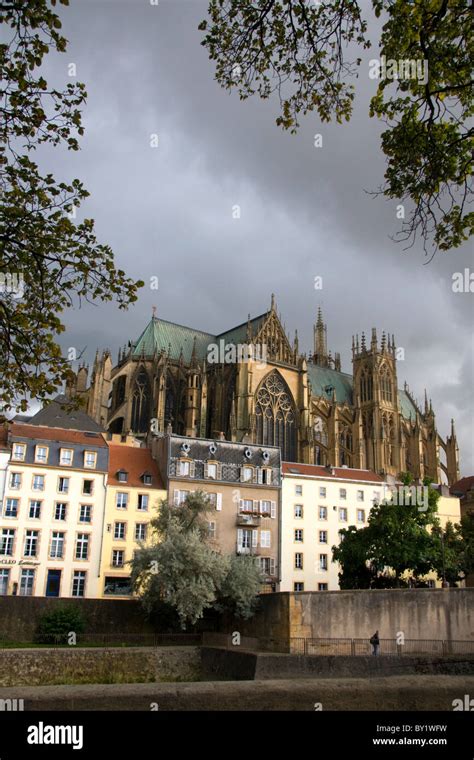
[0,424,108,598]
[281,463,385,592]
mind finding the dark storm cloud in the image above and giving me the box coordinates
[39,0,472,473]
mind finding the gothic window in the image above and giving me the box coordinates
[380,365,393,402]
[339,424,352,466]
[314,415,328,466]
[360,370,372,402]
[131,369,151,433]
[112,376,126,410]
[255,371,296,461]
[164,375,175,428]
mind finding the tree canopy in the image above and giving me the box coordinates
[0,0,143,412]
[333,476,472,587]
[199,0,473,255]
[130,491,263,628]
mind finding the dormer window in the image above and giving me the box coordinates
[117,469,128,483]
[178,459,194,477]
[241,465,254,483]
[142,472,152,485]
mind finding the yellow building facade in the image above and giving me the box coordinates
[99,441,166,598]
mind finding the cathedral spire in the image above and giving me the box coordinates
[313,306,329,367]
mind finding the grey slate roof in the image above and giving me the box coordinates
[22,395,105,433]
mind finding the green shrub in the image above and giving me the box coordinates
[35,605,86,643]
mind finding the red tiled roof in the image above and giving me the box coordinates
[282,462,384,483]
[9,423,107,447]
[108,445,164,489]
[450,476,474,496]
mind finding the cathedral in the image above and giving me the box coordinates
[67,296,460,485]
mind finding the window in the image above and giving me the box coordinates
[72,571,86,597]
[295,484,302,495]
[29,500,41,519]
[294,529,303,543]
[255,370,296,460]
[373,490,381,503]
[35,445,48,464]
[174,490,189,506]
[339,488,347,499]
[178,460,190,476]
[258,467,273,485]
[135,523,147,541]
[207,521,216,540]
[237,528,257,553]
[19,569,35,596]
[260,500,271,515]
[240,499,253,513]
[319,487,326,498]
[319,530,328,544]
[137,494,149,511]
[294,504,303,519]
[294,582,304,592]
[142,473,152,485]
[319,506,327,520]
[116,492,128,509]
[4,498,18,518]
[294,552,303,570]
[339,507,348,522]
[241,466,253,483]
[59,448,73,466]
[318,583,328,591]
[259,556,276,576]
[207,462,217,479]
[58,476,69,494]
[0,529,15,556]
[12,443,26,461]
[54,503,67,521]
[82,479,94,496]
[50,531,65,559]
[112,549,124,567]
[9,472,21,489]
[260,530,271,548]
[79,505,92,523]
[357,509,365,523]
[104,576,131,595]
[24,530,39,557]
[0,569,9,595]
[319,554,328,571]
[357,490,364,502]
[32,474,45,491]
[84,451,97,469]
[75,533,89,560]
[117,470,128,483]
[114,522,126,540]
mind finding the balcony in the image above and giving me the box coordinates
[236,513,262,527]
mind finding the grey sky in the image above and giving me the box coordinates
[38,0,473,475]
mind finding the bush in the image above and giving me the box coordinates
[35,605,86,643]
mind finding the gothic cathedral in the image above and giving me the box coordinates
[67,296,460,485]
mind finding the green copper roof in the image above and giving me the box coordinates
[217,313,267,345]
[398,389,417,421]
[307,365,354,405]
[132,318,214,363]
[307,364,417,420]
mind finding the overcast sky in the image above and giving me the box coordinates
[37,0,473,476]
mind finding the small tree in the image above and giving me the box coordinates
[131,491,264,628]
[36,604,86,643]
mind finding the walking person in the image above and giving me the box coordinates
[370,630,380,656]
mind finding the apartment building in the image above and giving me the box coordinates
[153,434,281,590]
[99,443,166,597]
[0,423,108,598]
[281,463,385,592]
